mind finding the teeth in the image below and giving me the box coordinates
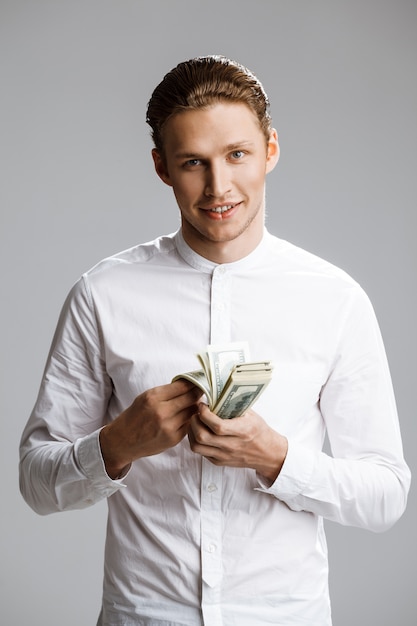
[210,205,233,214]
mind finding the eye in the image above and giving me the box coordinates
[230,150,245,160]
[183,158,202,168]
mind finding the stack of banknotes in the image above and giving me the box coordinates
[172,341,273,419]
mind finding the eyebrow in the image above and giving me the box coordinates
[173,141,255,161]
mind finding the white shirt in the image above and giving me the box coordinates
[19,229,410,626]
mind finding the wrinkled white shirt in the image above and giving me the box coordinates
[19,230,410,626]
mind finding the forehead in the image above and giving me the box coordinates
[161,102,265,156]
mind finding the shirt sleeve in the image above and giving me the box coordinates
[257,287,411,532]
[19,275,126,515]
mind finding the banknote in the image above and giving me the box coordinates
[213,362,273,419]
[198,341,250,404]
[172,342,273,419]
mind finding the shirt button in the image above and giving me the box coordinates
[214,267,226,278]
[208,544,217,553]
[207,483,217,493]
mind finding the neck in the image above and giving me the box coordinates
[181,225,265,264]
[181,205,266,264]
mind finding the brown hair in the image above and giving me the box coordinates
[146,55,272,154]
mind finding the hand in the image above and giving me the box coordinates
[188,403,288,484]
[100,380,203,479]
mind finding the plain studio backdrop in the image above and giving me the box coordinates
[1,1,416,624]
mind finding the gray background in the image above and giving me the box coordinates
[1,1,416,624]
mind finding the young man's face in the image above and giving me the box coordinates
[152,101,279,263]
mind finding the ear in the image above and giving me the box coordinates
[265,129,280,174]
[152,149,173,187]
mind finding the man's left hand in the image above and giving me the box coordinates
[188,403,288,484]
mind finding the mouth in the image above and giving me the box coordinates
[201,202,240,218]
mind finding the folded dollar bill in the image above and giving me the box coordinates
[172,342,273,419]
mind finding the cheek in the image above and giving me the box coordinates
[172,177,202,205]
[240,165,267,191]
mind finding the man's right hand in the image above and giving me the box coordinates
[99,380,202,479]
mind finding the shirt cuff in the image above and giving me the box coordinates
[255,440,316,500]
[75,429,130,487]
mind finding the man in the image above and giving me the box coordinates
[20,56,410,625]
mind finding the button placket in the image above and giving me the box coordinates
[210,266,231,344]
[200,264,232,620]
[200,459,223,588]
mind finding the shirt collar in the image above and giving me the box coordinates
[174,228,272,273]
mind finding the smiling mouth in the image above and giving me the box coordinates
[203,203,239,214]
[210,205,234,214]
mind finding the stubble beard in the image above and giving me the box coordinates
[182,196,265,248]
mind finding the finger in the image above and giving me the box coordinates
[150,380,202,407]
[197,403,234,435]
[166,378,200,398]
[169,388,203,416]
[189,412,224,450]
[188,431,228,461]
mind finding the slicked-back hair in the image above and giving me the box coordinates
[146,55,272,154]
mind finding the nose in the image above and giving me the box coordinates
[204,162,232,198]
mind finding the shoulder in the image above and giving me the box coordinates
[64,232,179,308]
[265,232,361,288]
[263,233,375,323]
[80,232,181,290]
[86,232,178,278]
